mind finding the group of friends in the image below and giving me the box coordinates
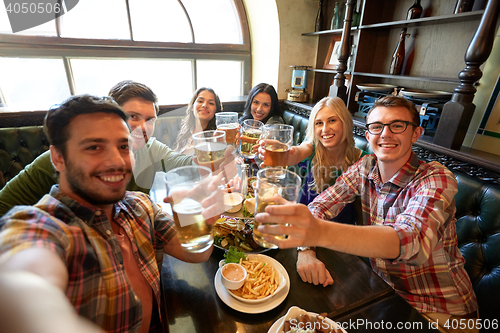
[0,80,479,333]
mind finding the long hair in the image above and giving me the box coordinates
[239,83,282,124]
[305,97,359,193]
[173,87,222,152]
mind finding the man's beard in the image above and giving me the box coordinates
[65,160,130,206]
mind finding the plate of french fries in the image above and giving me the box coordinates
[214,254,290,313]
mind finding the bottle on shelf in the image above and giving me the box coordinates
[454,0,475,13]
[330,1,341,30]
[406,0,423,20]
[347,44,356,72]
[315,0,325,32]
[389,28,408,75]
[352,0,360,27]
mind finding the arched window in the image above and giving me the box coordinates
[0,0,250,111]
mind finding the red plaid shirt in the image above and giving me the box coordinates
[309,152,478,315]
[0,186,176,332]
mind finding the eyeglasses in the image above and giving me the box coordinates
[366,120,419,135]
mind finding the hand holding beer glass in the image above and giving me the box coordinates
[165,165,223,253]
[261,124,294,167]
[216,112,239,147]
[240,119,263,159]
[253,168,301,249]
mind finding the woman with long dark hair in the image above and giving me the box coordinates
[239,83,283,125]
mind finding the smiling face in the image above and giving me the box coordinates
[194,90,217,129]
[314,106,345,151]
[120,97,157,151]
[51,112,133,209]
[250,92,272,122]
[365,106,422,176]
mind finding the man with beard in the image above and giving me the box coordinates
[0,95,223,332]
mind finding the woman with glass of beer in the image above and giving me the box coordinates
[173,87,223,155]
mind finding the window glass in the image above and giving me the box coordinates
[70,58,194,105]
[0,4,57,35]
[196,60,242,100]
[0,57,71,111]
[182,0,242,44]
[60,0,130,39]
[129,0,192,43]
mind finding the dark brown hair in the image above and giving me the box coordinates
[108,80,159,114]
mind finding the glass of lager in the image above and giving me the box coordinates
[192,130,227,172]
[165,165,214,253]
[240,119,263,159]
[252,167,301,249]
[261,124,294,167]
[216,112,239,147]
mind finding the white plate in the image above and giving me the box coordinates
[400,89,452,100]
[221,254,287,304]
[356,83,397,92]
[214,254,290,314]
[268,306,348,333]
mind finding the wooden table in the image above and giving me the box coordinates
[161,247,434,333]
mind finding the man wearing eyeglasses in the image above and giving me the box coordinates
[256,96,479,332]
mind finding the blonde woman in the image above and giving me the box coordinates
[259,97,366,286]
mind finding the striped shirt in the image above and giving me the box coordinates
[309,152,478,315]
[0,186,176,332]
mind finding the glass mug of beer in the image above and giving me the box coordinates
[192,130,227,172]
[261,124,294,167]
[165,165,214,253]
[216,112,239,147]
[240,119,263,159]
[253,167,301,249]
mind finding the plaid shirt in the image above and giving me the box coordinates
[0,186,176,332]
[309,152,478,315]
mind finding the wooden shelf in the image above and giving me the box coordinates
[302,27,358,36]
[360,10,484,30]
[353,72,460,85]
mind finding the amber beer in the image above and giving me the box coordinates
[240,127,262,158]
[165,165,214,253]
[172,197,213,253]
[263,141,289,166]
[194,141,226,172]
[252,168,301,249]
[217,123,239,146]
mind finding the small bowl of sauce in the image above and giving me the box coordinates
[221,263,247,290]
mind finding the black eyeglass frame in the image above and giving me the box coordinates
[365,120,420,135]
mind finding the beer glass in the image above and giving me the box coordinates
[240,119,263,159]
[253,168,301,249]
[261,124,294,167]
[216,112,239,147]
[165,165,214,253]
[192,130,227,172]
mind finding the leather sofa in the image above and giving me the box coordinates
[1,111,499,324]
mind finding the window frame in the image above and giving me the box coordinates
[0,0,251,110]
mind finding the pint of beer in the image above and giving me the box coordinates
[192,130,227,172]
[216,112,239,147]
[261,124,294,167]
[165,165,214,253]
[240,119,263,159]
[253,168,301,249]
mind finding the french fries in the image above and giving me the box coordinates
[230,258,280,299]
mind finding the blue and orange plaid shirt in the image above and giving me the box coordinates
[309,152,478,315]
[0,186,176,332]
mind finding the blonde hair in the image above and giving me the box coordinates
[305,97,359,193]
